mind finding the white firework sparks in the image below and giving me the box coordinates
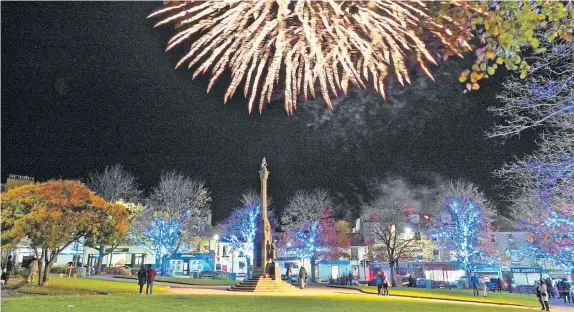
[149,1,473,113]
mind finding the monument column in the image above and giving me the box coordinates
[253,158,272,277]
[260,158,269,223]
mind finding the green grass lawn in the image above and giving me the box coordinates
[2,294,532,312]
[333,285,537,307]
[7,275,168,296]
[115,275,238,286]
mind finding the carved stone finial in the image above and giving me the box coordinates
[261,157,267,169]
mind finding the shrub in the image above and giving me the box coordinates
[214,272,231,280]
[12,266,27,277]
[109,267,129,275]
[50,266,68,274]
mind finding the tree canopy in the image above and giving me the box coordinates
[1,180,128,285]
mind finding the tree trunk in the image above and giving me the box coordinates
[37,249,45,286]
[41,251,58,286]
[108,247,115,270]
[390,260,397,287]
[161,254,168,276]
[95,246,104,274]
[310,255,316,283]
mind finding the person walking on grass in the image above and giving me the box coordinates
[537,279,550,311]
[2,255,14,285]
[482,277,488,297]
[146,265,157,295]
[470,273,480,297]
[376,272,383,296]
[298,266,307,289]
[28,255,39,284]
[382,272,389,296]
[137,265,147,295]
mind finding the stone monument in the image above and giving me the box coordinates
[229,158,295,291]
[252,157,279,278]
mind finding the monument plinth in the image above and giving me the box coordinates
[229,158,297,292]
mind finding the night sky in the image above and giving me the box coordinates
[1,2,537,223]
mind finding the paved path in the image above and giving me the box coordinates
[91,276,574,311]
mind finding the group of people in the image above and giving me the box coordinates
[470,274,489,297]
[285,264,307,289]
[1,254,45,285]
[375,271,389,296]
[546,277,572,304]
[137,264,157,295]
[340,272,356,285]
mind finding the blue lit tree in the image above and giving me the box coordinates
[131,172,211,275]
[524,203,574,269]
[492,41,574,266]
[278,206,348,282]
[220,197,277,279]
[429,181,495,274]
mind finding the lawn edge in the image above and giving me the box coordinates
[326,285,532,308]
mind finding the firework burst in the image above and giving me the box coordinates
[149,1,475,113]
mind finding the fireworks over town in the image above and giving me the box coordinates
[149,1,477,113]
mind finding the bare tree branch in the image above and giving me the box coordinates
[281,189,333,231]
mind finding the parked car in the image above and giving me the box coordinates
[106,265,132,276]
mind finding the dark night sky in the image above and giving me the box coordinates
[1,2,537,223]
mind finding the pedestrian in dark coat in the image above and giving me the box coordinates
[298,266,307,289]
[137,265,147,295]
[2,255,14,285]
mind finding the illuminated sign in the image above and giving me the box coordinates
[511,267,542,274]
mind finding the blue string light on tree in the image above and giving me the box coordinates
[430,197,487,273]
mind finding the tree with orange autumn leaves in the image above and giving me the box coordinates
[1,180,128,286]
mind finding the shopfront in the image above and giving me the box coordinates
[472,265,502,285]
[422,262,466,283]
[317,259,351,282]
[511,267,542,286]
[171,252,214,276]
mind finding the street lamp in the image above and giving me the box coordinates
[208,234,219,251]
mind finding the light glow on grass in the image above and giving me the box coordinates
[334,286,538,307]
[4,294,532,312]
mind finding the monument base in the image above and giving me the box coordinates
[228,275,300,292]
